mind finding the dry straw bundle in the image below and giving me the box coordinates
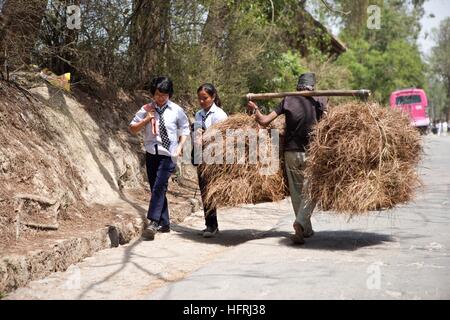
[198,114,289,208]
[304,102,423,213]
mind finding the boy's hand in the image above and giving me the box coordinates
[144,111,155,124]
[143,103,156,112]
[175,145,183,157]
[143,104,157,134]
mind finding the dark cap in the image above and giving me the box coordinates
[297,73,316,91]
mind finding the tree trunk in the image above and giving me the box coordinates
[0,0,48,67]
[129,0,171,89]
[201,1,232,50]
[447,75,450,122]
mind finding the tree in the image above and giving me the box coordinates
[427,74,449,122]
[336,0,427,103]
[129,0,171,88]
[3,0,354,107]
[429,18,450,120]
[0,0,48,67]
[334,0,372,37]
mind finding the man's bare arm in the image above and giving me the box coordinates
[247,101,278,126]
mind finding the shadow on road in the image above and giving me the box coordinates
[279,230,394,251]
[172,225,394,251]
[170,225,278,247]
[76,238,182,299]
[72,229,393,298]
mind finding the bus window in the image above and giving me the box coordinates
[395,95,422,105]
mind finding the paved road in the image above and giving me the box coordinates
[6,136,450,300]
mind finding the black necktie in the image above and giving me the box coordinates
[201,111,212,129]
[156,105,171,151]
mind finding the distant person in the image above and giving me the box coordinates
[431,122,438,135]
[443,121,448,136]
[129,77,190,240]
[193,83,228,238]
[247,72,327,245]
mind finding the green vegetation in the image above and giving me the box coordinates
[1,0,445,116]
[428,17,450,121]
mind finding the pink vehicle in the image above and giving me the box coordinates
[390,88,430,133]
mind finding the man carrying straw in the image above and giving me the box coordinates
[247,73,326,245]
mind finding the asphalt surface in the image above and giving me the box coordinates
[7,135,450,300]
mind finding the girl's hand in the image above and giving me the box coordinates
[194,128,204,146]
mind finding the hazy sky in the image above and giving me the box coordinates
[419,0,450,56]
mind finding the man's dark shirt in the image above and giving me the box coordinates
[274,95,327,152]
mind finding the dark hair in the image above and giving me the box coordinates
[150,76,174,98]
[197,83,222,108]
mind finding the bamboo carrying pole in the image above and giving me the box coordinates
[245,89,371,101]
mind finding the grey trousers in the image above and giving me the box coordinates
[284,151,315,236]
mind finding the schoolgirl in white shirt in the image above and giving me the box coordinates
[194,83,228,238]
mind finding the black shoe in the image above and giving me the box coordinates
[142,221,159,240]
[203,226,219,238]
[157,225,171,233]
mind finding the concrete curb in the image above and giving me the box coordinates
[0,215,145,294]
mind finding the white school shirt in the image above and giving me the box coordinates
[130,100,190,157]
[194,103,228,130]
